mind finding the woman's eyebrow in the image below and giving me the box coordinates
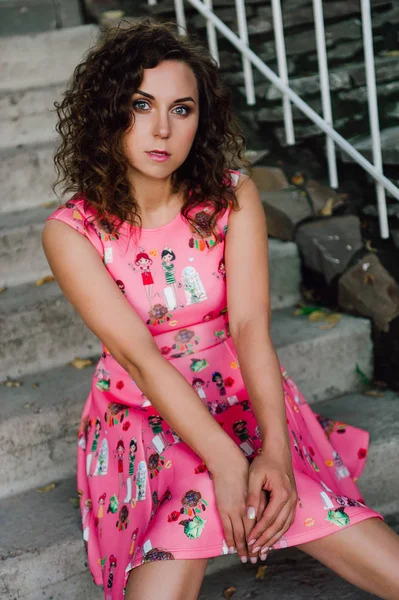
[135,89,196,104]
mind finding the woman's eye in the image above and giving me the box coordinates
[133,100,191,115]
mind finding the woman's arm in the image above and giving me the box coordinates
[224,173,297,553]
[224,173,291,456]
[42,219,242,472]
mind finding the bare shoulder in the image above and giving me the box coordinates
[227,170,266,227]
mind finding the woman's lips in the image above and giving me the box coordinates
[146,151,171,162]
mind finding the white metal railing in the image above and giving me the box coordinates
[148,0,399,239]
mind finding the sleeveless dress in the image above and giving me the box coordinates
[46,169,383,600]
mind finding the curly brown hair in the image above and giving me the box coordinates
[52,17,252,243]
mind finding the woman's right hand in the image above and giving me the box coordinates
[210,448,258,562]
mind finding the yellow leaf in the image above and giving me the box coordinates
[35,275,54,286]
[319,197,335,216]
[291,173,305,186]
[3,379,22,387]
[365,240,378,253]
[364,389,385,398]
[223,586,237,599]
[37,482,57,493]
[0,287,7,294]
[255,565,268,580]
[308,311,328,322]
[40,200,58,208]
[70,357,94,369]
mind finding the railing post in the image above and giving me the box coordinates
[271,0,294,145]
[205,0,219,65]
[313,0,338,189]
[235,0,255,105]
[174,0,187,36]
[361,0,389,239]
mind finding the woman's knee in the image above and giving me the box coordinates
[125,557,209,600]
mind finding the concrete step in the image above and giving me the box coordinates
[0,205,301,302]
[312,390,399,517]
[0,109,57,150]
[0,144,56,213]
[0,276,372,388]
[200,511,399,600]
[0,83,66,122]
[0,205,54,287]
[0,25,100,92]
[0,328,378,500]
[1,414,398,599]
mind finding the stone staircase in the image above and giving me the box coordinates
[1,23,399,600]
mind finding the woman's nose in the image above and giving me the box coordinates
[153,111,171,137]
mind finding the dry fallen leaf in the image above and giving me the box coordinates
[69,497,80,508]
[36,482,57,493]
[70,357,94,369]
[3,379,22,387]
[0,287,7,294]
[35,275,54,286]
[255,565,268,580]
[319,197,335,216]
[364,389,385,398]
[291,173,305,186]
[363,272,375,285]
[319,314,341,329]
[223,586,237,599]
[40,200,58,208]
[308,310,329,322]
[365,240,378,253]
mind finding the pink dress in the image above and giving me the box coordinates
[46,169,383,599]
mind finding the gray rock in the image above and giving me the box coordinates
[267,69,352,101]
[362,203,399,219]
[350,55,399,87]
[260,187,313,241]
[258,97,322,123]
[341,126,399,165]
[274,115,358,146]
[191,5,256,29]
[338,80,399,104]
[295,215,363,284]
[305,179,345,216]
[339,253,399,332]
[392,229,399,249]
[250,165,290,192]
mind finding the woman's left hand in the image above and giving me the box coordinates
[245,451,298,556]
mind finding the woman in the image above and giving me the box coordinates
[42,18,399,600]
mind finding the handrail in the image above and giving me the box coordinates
[152,0,399,238]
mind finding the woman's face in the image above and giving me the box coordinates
[123,60,199,179]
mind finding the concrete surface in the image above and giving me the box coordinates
[0,25,100,91]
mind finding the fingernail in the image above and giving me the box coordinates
[248,538,256,546]
[229,546,236,554]
[250,557,258,564]
[253,546,261,553]
[240,556,248,563]
[260,553,267,561]
[261,546,269,553]
[247,506,256,519]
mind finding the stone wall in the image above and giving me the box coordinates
[141,0,399,148]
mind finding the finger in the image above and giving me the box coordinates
[220,514,237,555]
[231,515,248,561]
[255,506,295,552]
[247,490,268,557]
[246,489,288,544]
[246,470,263,522]
[262,508,297,550]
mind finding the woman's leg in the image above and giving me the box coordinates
[125,557,209,600]
[296,517,399,600]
